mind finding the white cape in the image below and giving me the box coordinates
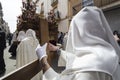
[58,6,120,80]
[16,37,42,80]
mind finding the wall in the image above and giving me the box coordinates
[58,0,69,33]
[104,7,120,32]
[44,0,52,18]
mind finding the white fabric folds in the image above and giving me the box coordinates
[58,6,120,79]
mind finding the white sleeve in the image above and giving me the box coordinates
[44,68,59,80]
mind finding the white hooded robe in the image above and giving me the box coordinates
[16,29,42,80]
[44,7,120,80]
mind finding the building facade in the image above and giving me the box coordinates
[0,2,10,37]
[37,0,69,33]
[68,0,120,31]
[37,0,120,34]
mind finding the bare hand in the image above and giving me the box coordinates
[47,43,59,52]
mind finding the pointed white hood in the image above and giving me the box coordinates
[64,6,119,75]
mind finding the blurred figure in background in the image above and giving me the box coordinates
[0,28,6,75]
[113,30,120,46]
[58,32,65,45]
[8,30,18,57]
[7,33,13,46]
[9,30,26,57]
[16,29,42,80]
[16,29,39,68]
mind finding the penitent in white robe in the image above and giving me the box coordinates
[16,29,42,80]
[16,37,39,68]
[44,6,120,80]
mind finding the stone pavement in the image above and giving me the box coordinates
[0,43,16,77]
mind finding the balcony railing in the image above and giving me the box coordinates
[72,0,120,15]
[94,0,119,7]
